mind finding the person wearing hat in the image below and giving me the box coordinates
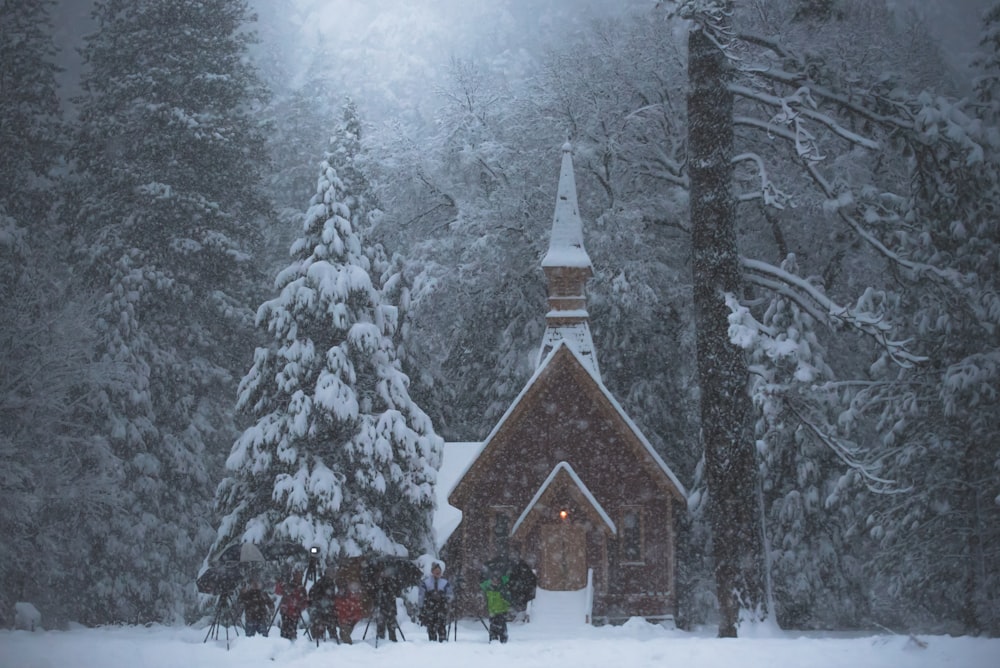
[418,562,453,642]
[480,570,511,643]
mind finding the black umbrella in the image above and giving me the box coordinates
[507,560,537,608]
[482,556,536,609]
[196,563,243,596]
[215,543,243,564]
[378,557,423,590]
[261,541,308,561]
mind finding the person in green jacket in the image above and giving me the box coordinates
[480,571,511,643]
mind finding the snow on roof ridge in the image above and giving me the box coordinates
[510,461,617,537]
[451,341,686,502]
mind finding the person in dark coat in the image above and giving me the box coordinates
[275,569,307,640]
[237,578,273,637]
[418,562,453,642]
[308,571,339,642]
[374,565,400,642]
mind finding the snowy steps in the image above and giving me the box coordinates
[528,587,590,630]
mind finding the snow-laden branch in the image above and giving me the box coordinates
[732,152,792,209]
[731,32,917,131]
[802,162,970,289]
[734,111,976,293]
[739,257,927,368]
[670,0,742,58]
[784,398,909,495]
[730,84,881,151]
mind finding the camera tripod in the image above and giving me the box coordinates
[203,591,241,650]
[362,594,405,647]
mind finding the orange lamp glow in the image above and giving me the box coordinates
[559,510,568,520]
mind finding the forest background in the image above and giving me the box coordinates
[1,0,997,638]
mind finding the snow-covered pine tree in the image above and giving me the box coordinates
[0,0,62,239]
[213,130,442,564]
[0,0,74,622]
[0,0,120,626]
[67,0,270,624]
[676,0,996,635]
[848,8,1000,634]
[730,254,868,628]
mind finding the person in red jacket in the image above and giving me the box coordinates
[334,580,365,644]
[275,569,307,640]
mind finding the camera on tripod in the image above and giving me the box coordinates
[303,545,322,584]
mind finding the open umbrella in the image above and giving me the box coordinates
[196,563,242,596]
[482,556,536,609]
[507,560,537,608]
[373,556,423,592]
[261,541,308,562]
[240,543,265,563]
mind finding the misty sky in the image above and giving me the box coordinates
[50,0,992,111]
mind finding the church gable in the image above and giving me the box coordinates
[511,461,617,542]
[449,343,682,513]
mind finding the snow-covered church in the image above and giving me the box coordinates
[435,143,687,624]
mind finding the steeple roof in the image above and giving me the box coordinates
[538,142,599,379]
[541,142,592,270]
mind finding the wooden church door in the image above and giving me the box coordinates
[538,523,587,590]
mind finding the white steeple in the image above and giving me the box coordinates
[538,142,600,380]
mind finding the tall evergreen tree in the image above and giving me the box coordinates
[0,0,103,625]
[68,0,270,624]
[730,254,868,628]
[212,126,442,563]
[684,0,767,637]
[850,7,1000,633]
[674,0,996,635]
[0,0,62,236]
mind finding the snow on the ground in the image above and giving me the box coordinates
[2,615,997,668]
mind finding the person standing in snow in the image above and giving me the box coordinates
[481,571,511,643]
[275,568,308,640]
[418,562,453,642]
[374,565,400,642]
[307,570,339,642]
[237,578,273,637]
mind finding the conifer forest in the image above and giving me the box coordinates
[1,0,997,636]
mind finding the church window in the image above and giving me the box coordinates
[492,510,511,556]
[621,509,643,563]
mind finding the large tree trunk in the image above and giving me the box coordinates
[686,14,767,638]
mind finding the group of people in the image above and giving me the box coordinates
[232,560,515,645]
[265,565,379,643]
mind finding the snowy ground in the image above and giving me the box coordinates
[3,614,997,668]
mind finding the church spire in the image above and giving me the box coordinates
[538,142,600,379]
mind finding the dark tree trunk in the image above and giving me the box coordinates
[686,15,767,638]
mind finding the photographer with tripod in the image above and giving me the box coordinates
[308,570,339,644]
[236,578,273,637]
[275,568,307,640]
[373,564,402,643]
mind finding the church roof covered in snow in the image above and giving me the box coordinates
[541,142,592,270]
